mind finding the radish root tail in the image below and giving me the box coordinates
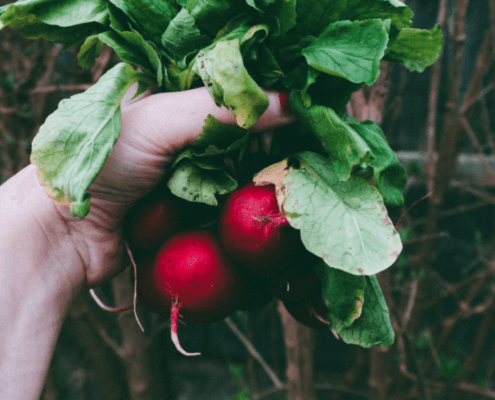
[89,289,136,312]
[171,299,201,356]
[309,302,329,326]
[125,240,145,333]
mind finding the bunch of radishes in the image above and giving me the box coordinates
[123,179,329,356]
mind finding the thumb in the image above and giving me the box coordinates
[121,86,296,155]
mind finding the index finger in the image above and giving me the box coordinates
[121,86,296,154]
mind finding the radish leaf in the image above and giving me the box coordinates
[289,92,372,181]
[386,24,443,72]
[78,34,104,69]
[107,0,179,46]
[342,115,408,207]
[315,263,366,327]
[333,275,394,347]
[283,151,402,276]
[0,1,108,47]
[185,0,250,38]
[161,8,212,69]
[295,0,412,37]
[193,38,269,129]
[302,19,390,86]
[192,115,250,156]
[168,159,237,205]
[0,0,109,28]
[78,30,163,87]
[30,63,150,217]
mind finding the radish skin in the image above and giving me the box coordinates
[219,182,307,277]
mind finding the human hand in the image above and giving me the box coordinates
[50,86,295,288]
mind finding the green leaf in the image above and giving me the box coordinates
[302,19,391,86]
[173,113,252,170]
[244,0,296,35]
[107,2,132,32]
[315,262,366,327]
[172,148,226,170]
[130,80,150,100]
[344,0,413,31]
[213,13,253,43]
[333,275,394,347]
[386,24,443,72]
[0,0,109,27]
[277,0,297,35]
[167,159,238,205]
[97,30,164,87]
[78,29,163,86]
[282,151,402,275]
[250,43,284,88]
[343,115,408,207]
[179,59,202,90]
[77,34,104,70]
[241,23,270,51]
[185,0,251,38]
[295,0,412,37]
[192,115,250,156]
[300,67,320,108]
[0,1,109,47]
[245,0,268,13]
[30,63,147,217]
[107,0,179,46]
[161,8,212,69]
[193,38,269,129]
[289,91,371,181]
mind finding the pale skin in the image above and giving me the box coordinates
[0,85,295,400]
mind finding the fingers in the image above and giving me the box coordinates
[120,86,295,155]
[248,91,295,132]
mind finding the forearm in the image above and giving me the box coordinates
[0,164,85,400]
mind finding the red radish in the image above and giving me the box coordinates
[124,184,222,252]
[134,251,171,317]
[282,294,330,330]
[135,229,246,355]
[218,182,306,277]
[124,186,183,252]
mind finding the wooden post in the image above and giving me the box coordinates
[278,301,317,400]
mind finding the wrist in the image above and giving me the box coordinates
[0,164,87,293]
[0,164,87,399]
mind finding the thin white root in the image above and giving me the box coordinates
[89,289,111,311]
[125,240,145,333]
[171,330,201,357]
[170,300,200,356]
[89,289,135,312]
